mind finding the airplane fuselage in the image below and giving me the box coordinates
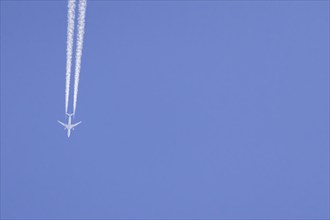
[67,116,72,137]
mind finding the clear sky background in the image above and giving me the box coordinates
[1,0,329,219]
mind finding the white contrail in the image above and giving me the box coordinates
[65,0,76,114]
[73,0,87,115]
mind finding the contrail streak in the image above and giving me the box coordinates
[73,0,87,114]
[65,0,76,114]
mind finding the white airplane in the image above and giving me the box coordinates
[58,113,82,137]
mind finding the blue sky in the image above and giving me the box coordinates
[1,0,329,219]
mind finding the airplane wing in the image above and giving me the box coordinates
[57,120,68,128]
[71,121,82,128]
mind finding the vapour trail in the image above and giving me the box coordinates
[65,0,76,114]
[73,0,87,114]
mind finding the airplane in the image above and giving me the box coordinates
[58,113,82,137]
